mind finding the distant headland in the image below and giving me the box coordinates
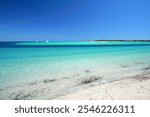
[87,40,150,42]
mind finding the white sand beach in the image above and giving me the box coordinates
[0,69,150,100]
[56,72,150,100]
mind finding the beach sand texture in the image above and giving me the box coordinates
[57,70,150,100]
[0,69,150,100]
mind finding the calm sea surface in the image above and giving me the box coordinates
[0,41,150,89]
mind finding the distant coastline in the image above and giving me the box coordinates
[86,40,150,42]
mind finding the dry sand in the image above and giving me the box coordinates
[0,70,150,100]
[56,71,150,100]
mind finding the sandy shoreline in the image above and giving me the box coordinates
[56,76,150,100]
[0,69,150,100]
[56,70,150,100]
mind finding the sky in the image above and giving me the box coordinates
[0,0,150,41]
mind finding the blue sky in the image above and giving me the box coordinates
[0,0,150,41]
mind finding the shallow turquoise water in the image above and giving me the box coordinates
[0,41,150,89]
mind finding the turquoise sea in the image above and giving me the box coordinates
[0,41,150,90]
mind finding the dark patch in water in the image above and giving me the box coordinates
[43,79,57,83]
[81,76,102,85]
[143,67,150,70]
[135,62,145,65]
[29,81,38,86]
[62,77,69,79]
[120,64,129,68]
[73,74,80,77]
[84,70,90,73]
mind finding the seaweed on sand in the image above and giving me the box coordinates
[11,92,32,100]
[80,76,102,85]
[43,79,57,83]
[133,74,150,81]
[29,81,38,86]
[84,70,90,73]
